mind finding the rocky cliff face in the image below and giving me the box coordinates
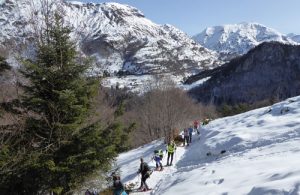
[188,42,300,105]
[0,0,220,77]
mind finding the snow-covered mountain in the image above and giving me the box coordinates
[188,42,300,105]
[0,0,220,91]
[287,33,300,43]
[193,22,298,59]
[111,95,300,194]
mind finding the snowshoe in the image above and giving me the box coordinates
[142,188,152,192]
[133,187,152,192]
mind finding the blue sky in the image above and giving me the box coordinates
[70,0,300,36]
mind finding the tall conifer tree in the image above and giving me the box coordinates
[0,10,131,194]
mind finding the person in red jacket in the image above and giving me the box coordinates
[194,120,199,131]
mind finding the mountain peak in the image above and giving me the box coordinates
[193,22,297,57]
[99,2,145,18]
[0,0,221,92]
[65,1,145,18]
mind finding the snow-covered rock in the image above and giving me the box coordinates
[0,0,221,91]
[193,22,298,59]
[116,95,300,194]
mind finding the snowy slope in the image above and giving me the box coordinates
[116,96,300,194]
[193,22,298,57]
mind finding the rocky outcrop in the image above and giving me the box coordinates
[188,42,300,105]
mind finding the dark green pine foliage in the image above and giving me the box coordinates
[0,56,11,73]
[0,13,129,195]
[0,56,9,117]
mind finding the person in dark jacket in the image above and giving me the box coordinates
[183,128,189,146]
[188,126,194,143]
[137,158,151,191]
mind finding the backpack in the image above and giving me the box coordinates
[143,162,152,178]
[159,153,163,159]
[145,169,153,178]
[143,162,150,172]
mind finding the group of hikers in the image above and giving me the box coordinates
[109,119,211,194]
[134,140,177,193]
[183,119,202,146]
[110,140,177,194]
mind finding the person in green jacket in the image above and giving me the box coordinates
[166,140,176,166]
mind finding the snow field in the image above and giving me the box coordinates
[117,96,300,194]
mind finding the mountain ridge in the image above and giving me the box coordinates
[0,0,220,77]
[188,41,300,105]
[193,22,299,60]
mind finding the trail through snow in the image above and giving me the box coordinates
[116,139,187,194]
[116,96,300,195]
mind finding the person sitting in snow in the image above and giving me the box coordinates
[112,174,128,195]
[153,149,163,171]
[137,158,151,191]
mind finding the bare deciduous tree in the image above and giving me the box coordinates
[128,76,214,145]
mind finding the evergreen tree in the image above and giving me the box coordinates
[0,11,130,194]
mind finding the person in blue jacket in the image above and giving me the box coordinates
[153,149,163,171]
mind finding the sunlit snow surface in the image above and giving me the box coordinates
[117,96,300,194]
